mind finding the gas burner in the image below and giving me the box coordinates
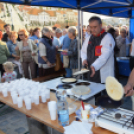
[115,113,121,119]
[56,84,72,89]
[132,117,134,125]
[75,82,90,86]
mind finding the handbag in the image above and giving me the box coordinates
[63,56,69,68]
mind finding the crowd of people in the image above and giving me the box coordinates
[0,24,78,82]
[0,16,134,97]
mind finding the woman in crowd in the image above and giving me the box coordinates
[38,27,56,77]
[29,27,41,47]
[62,27,78,76]
[16,29,38,79]
[7,31,23,76]
[0,31,10,76]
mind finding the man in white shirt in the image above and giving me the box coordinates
[53,28,62,47]
[81,16,115,83]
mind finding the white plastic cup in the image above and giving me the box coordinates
[81,109,90,121]
[41,94,46,103]
[12,94,18,104]
[46,90,50,100]
[34,95,39,105]
[2,89,8,97]
[25,98,31,110]
[17,97,23,108]
[48,101,57,111]
[49,109,57,120]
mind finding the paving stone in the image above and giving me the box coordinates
[10,115,21,122]
[15,127,26,134]
[0,115,7,122]
[0,120,9,126]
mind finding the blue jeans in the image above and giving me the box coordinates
[61,55,72,77]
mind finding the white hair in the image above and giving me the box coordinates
[55,28,62,33]
[120,27,126,33]
[42,27,51,35]
[68,26,77,36]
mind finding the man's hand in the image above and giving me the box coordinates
[90,66,95,77]
[34,40,38,44]
[82,60,88,66]
[63,49,68,53]
[124,84,134,97]
[47,61,52,67]
[15,56,20,61]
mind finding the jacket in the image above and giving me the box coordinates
[16,39,38,63]
[0,40,10,64]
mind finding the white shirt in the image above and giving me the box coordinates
[85,32,90,39]
[81,33,115,83]
[131,39,134,56]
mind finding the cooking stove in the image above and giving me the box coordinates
[95,108,134,134]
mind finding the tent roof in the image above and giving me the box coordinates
[1,0,134,18]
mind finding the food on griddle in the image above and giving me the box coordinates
[72,85,91,96]
[106,76,124,101]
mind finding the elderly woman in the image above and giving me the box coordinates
[7,31,23,75]
[0,31,10,76]
[38,27,56,77]
[62,27,78,77]
[16,29,38,79]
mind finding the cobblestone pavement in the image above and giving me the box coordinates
[0,76,132,134]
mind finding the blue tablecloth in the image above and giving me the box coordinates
[117,59,131,76]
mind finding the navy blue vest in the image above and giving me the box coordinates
[38,37,56,64]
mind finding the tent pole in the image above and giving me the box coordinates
[81,11,83,45]
[78,10,81,71]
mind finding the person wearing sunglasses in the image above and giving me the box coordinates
[15,29,38,79]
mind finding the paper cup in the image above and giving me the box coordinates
[81,109,90,121]
[49,109,57,120]
[41,94,46,103]
[25,98,31,110]
[2,89,8,97]
[12,95,18,104]
[48,101,57,111]
[34,95,39,105]
[46,90,50,100]
[17,97,23,108]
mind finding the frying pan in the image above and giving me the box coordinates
[75,82,90,86]
[56,84,72,89]
[96,95,123,108]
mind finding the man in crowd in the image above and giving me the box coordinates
[114,27,120,38]
[116,28,130,57]
[2,24,11,42]
[81,16,115,83]
[59,28,68,45]
[53,28,62,47]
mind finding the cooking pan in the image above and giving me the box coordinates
[56,84,72,89]
[96,95,123,109]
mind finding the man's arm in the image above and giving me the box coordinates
[124,69,134,96]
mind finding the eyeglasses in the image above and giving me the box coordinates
[18,34,24,36]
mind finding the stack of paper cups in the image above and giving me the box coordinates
[17,97,23,108]
[25,98,31,110]
[48,101,57,120]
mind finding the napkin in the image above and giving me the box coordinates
[64,121,93,134]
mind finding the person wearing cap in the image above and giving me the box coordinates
[2,24,11,42]
[0,31,10,76]
[81,16,115,83]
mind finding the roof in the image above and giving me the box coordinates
[0,19,6,31]
[56,11,66,15]
[27,8,44,15]
[45,10,56,17]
